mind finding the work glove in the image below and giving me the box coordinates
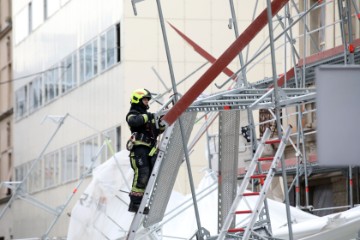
[158,115,166,128]
[147,113,154,121]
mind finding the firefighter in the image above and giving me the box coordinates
[126,88,165,213]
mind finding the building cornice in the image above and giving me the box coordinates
[0,108,13,121]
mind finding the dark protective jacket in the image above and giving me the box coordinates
[126,103,164,147]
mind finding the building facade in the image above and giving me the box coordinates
[6,0,255,238]
[0,0,13,239]
[2,0,359,239]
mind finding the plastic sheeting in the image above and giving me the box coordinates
[67,150,360,240]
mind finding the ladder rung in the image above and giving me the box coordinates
[243,192,259,196]
[258,157,274,161]
[265,139,281,144]
[228,228,245,233]
[235,210,252,214]
[251,174,266,179]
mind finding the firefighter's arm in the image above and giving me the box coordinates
[155,114,166,133]
[127,113,153,127]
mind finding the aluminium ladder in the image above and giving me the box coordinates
[217,125,292,240]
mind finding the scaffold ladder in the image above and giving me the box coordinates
[217,125,292,240]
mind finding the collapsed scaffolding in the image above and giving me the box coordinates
[1,0,360,239]
[128,0,360,239]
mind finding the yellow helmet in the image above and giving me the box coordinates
[130,88,152,104]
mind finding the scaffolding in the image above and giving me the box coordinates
[128,0,360,239]
[2,0,360,239]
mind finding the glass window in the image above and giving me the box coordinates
[100,35,106,70]
[100,24,120,72]
[79,47,85,83]
[29,76,43,112]
[80,136,99,173]
[80,40,98,82]
[45,0,60,19]
[29,159,43,193]
[61,144,78,183]
[101,126,121,162]
[106,27,115,67]
[15,6,29,44]
[32,0,44,30]
[44,151,60,188]
[61,53,77,93]
[93,39,98,75]
[85,43,93,80]
[16,163,31,192]
[15,86,28,119]
[45,66,59,103]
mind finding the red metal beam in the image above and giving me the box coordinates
[162,0,290,126]
[168,22,237,80]
[297,38,360,66]
[268,67,295,89]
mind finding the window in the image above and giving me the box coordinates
[29,76,43,112]
[15,86,28,119]
[61,53,77,93]
[80,39,98,83]
[100,24,120,71]
[15,5,30,44]
[44,151,60,188]
[44,66,59,103]
[80,136,99,173]
[45,0,61,19]
[101,126,121,162]
[61,144,78,183]
[29,159,43,193]
[32,0,45,30]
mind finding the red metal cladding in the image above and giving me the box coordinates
[243,192,260,196]
[268,67,295,89]
[265,139,281,144]
[228,228,245,233]
[251,174,267,179]
[162,0,290,126]
[258,157,274,161]
[235,210,252,214]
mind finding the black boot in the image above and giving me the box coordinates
[128,202,140,213]
[128,193,150,214]
[128,194,142,213]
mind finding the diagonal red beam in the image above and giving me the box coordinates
[170,21,294,89]
[268,67,295,89]
[168,22,237,80]
[163,0,289,126]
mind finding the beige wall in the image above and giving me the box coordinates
[0,0,13,196]
[6,0,360,238]
[0,1,13,239]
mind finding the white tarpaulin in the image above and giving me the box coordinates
[67,150,360,240]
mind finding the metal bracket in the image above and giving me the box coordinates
[131,0,145,16]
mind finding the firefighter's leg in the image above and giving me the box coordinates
[128,146,151,212]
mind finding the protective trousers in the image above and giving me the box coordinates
[130,145,156,191]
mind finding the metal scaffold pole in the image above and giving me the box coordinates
[0,114,69,221]
[155,0,206,238]
[265,0,293,239]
